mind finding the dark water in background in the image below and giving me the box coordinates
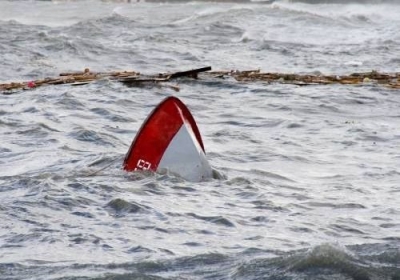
[1,0,400,279]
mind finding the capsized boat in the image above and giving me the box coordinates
[123,96,212,182]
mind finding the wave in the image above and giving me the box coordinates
[283,0,400,3]
[272,0,400,25]
[1,243,399,279]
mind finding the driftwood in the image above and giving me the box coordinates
[119,66,212,84]
[0,67,212,94]
[0,68,139,93]
[209,69,400,88]
[2,67,400,94]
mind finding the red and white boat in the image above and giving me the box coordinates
[123,96,212,182]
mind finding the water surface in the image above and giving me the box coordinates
[0,0,399,279]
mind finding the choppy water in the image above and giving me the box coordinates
[1,0,400,279]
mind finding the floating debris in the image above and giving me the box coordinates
[0,67,211,94]
[209,69,400,88]
[1,67,400,94]
[0,68,138,93]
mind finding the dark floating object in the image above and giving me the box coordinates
[119,66,211,84]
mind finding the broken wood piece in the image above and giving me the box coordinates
[167,66,212,79]
[120,66,212,86]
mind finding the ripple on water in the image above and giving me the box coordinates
[105,198,150,216]
[251,199,289,213]
[68,128,116,147]
[307,202,366,209]
[186,213,235,228]
[55,94,85,110]
[90,107,134,123]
